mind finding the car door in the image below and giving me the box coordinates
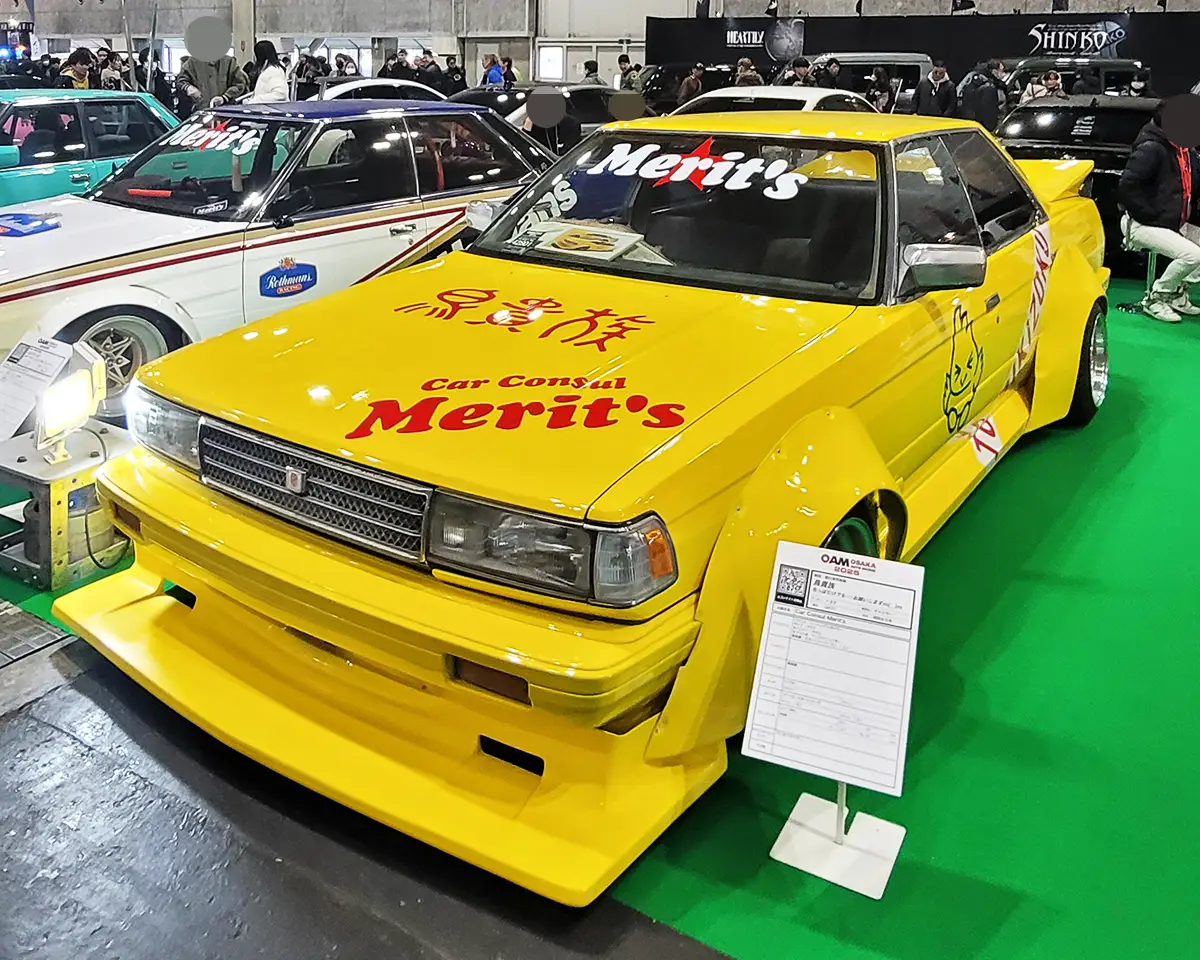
[243,116,426,323]
[854,134,991,483]
[941,130,1044,403]
[77,96,172,188]
[406,112,536,255]
[0,100,91,204]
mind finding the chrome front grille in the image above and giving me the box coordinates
[199,420,430,562]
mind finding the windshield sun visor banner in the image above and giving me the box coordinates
[584,139,810,200]
[163,117,263,156]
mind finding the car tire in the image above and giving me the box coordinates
[1063,302,1108,428]
[821,511,879,557]
[58,306,185,423]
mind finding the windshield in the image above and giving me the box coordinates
[1000,106,1151,146]
[473,132,883,302]
[90,112,310,221]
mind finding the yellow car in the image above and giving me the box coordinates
[57,112,1109,905]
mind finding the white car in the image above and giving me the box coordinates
[672,85,878,116]
[306,77,446,102]
[0,100,549,417]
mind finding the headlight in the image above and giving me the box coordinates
[125,381,201,472]
[428,493,677,606]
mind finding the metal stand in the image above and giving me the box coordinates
[770,784,907,900]
[0,421,133,591]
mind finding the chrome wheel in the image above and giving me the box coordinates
[79,315,169,419]
[1089,312,1109,408]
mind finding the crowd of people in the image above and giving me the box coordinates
[0,42,512,117]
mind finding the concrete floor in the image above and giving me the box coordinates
[0,641,725,960]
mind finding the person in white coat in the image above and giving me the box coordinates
[248,40,289,103]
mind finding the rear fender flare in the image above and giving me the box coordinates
[1028,243,1107,431]
[645,406,906,762]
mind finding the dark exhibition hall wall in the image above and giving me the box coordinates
[647,13,1199,96]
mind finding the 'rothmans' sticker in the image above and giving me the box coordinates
[259,258,317,298]
[585,139,809,200]
[0,213,61,237]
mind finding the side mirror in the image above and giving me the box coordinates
[901,243,986,293]
[0,146,19,171]
[465,198,507,233]
[270,185,314,227]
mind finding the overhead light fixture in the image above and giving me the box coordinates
[1051,0,1069,10]
[765,0,779,16]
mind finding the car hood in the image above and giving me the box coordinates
[142,253,855,519]
[0,195,243,291]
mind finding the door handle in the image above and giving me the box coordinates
[69,173,91,183]
[985,293,1001,313]
[390,223,418,236]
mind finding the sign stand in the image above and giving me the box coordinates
[743,540,924,901]
[769,781,907,900]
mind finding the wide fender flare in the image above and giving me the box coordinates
[1028,243,1107,431]
[31,283,200,346]
[645,405,905,762]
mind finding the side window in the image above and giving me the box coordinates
[895,66,923,92]
[943,130,1038,251]
[0,105,85,166]
[895,136,981,295]
[812,96,845,111]
[284,118,417,215]
[479,113,550,173]
[566,89,611,126]
[83,101,165,160]
[407,114,529,194]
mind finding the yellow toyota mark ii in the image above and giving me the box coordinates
[58,112,1109,905]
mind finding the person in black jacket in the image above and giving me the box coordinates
[1071,67,1103,96]
[442,55,467,95]
[958,60,1005,131]
[915,61,955,117]
[1118,101,1200,322]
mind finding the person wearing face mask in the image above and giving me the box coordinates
[1118,100,1200,323]
[915,61,955,117]
[1125,70,1156,98]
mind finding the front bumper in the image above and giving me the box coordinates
[54,450,725,905]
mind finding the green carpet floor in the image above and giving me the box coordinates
[613,278,1197,960]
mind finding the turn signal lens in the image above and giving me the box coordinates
[593,515,677,606]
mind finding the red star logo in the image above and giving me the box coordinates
[654,137,717,190]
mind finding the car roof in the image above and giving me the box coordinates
[610,111,970,142]
[687,86,858,104]
[1008,57,1145,69]
[0,87,156,103]
[811,52,932,64]
[216,99,487,120]
[1010,94,1158,111]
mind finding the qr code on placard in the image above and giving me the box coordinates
[774,564,809,607]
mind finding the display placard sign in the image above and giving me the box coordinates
[743,540,924,797]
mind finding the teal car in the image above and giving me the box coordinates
[0,89,176,205]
